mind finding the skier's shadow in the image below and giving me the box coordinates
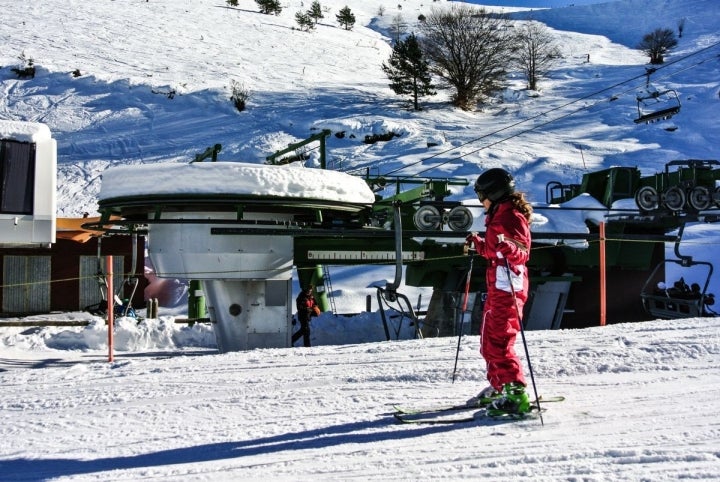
[0,417,480,480]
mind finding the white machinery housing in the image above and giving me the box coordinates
[0,120,57,247]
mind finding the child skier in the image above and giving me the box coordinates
[466,168,533,415]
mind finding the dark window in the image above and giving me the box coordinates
[0,140,36,214]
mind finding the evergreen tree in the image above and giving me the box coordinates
[308,1,324,26]
[255,0,282,15]
[336,6,356,31]
[382,33,436,110]
[295,11,315,31]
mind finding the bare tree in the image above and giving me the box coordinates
[388,14,408,45]
[419,5,513,110]
[638,28,678,64]
[677,17,686,38]
[512,21,561,91]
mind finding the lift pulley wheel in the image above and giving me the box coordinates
[413,205,442,231]
[635,185,660,212]
[688,186,712,211]
[447,206,473,232]
[662,186,686,212]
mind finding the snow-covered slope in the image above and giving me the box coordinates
[0,317,718,480]
[2,0,718,217]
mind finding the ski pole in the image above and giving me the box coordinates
[452,252,474,383]
[502,254,544,426]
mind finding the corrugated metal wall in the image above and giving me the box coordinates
[2,255,51,313]
[1,236,147,315]
[79,255,124,310]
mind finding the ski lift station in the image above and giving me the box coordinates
[2,121,720,352]
[0,121,56,247]
[0,121,146,315]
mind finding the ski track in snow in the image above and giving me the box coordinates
[1,318,718,480]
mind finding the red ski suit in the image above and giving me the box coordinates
[469,200,531,390]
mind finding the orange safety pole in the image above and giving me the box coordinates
[106,256,114,362]
[599,222,606,326]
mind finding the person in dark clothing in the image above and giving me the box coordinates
[292,285,320,347]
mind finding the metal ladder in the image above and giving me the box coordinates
[322,265,337,314]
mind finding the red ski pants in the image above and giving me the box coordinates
[480,288,526,390]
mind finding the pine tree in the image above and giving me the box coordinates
[295,11,314,31]
[382,33,436,110]
[336,6,356,31]
[308,1,324,26]
[255,0,282,15]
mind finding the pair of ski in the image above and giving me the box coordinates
[393,395,564,424]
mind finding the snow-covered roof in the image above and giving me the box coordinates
[99,162,376,205]
[0,120,51,143]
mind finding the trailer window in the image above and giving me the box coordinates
[0,140,35,214]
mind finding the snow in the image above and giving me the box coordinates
[0,120,51,143]
[99,161,376,204]
[2,0,720,479]
[1,316,718,480]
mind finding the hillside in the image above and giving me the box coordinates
[1,0,717,218]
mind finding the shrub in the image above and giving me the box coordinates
[364,132,400,144]
[11,52,35,79]
[230,80,250,112]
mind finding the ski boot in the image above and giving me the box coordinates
[466,386,501,408]
[487,382,530,416]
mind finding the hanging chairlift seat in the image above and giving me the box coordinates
[640,259,715,319]
[634,89,681,124]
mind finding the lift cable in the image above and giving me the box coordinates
[353,40,720,182]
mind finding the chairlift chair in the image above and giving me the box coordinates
[640,259,714,319]
[634,89,681,124]
[640,223,715,319]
